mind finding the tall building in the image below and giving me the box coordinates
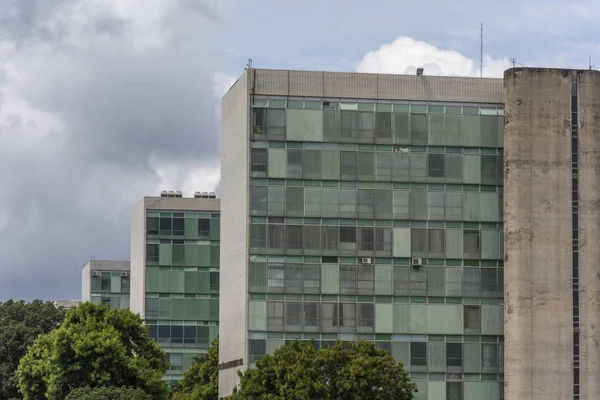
[130,191,220,384]
[220,69,505,399]
[81,260,130,308]
[504,68,600,400]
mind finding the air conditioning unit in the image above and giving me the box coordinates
[411,258,423,267]
[361,257,372,264]
[92,271,99,277]
[121,272,129,277]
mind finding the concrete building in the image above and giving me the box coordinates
[504,68,600,400]
[130,191,220,384]
[220,69,505,399]
[81,260,130,308]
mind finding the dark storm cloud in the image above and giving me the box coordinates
[0,0,231,300]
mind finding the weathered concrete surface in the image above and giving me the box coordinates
[219,71,250,398]
[576,71,600,400]
[504,68,573,400]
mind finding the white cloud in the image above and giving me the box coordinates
[357,36,511,78]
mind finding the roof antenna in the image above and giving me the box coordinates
[480,22,483,77]
[511,58,516,69]
[245,58,253,70]
[589,57,595,70]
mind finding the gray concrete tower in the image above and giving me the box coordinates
[504,68,600,400]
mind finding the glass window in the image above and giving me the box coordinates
[358,303,374,327]
[340,303,356,328]
[323,110,341,141]
[252,108,268,134]
[464,230,481,258]
[287,150,303,178]
[147,216,159,235]
[159,217,171,235]
[249,339,267,366]
[303,226,321,251]
[482,343,498,369]
[101,277,110,291]
[339,265,356,294]
[303,264,320,293]
[250,186,268,214]
[146,244,159,262]
[375,112,392,140]
[411,342,427,366]
[147,324,158,339]
[184,326,196,344]
[340,227,356,249]
[198,219,210,236]
[481,155,498,185]
[304,302,319,327]
[410,114,428,144]
[268,109,285,136]
[428,229,445,255]
[267,301,284,329]
[285,264,303,293]
[446,343,463,367]
[341,110,357,140]
[464,305,481,331]
[268,225,286,250]
[359,227,374,251]
[428,154,445,178]
[446,382,463,400]
[481,268,498,297]
[250,224,267,250]
[158,325,170,344]
[286,225,303,250]
[251,148,268,172]
[285,302,303,327]
[210,272,219,292]
[358,112,375,141]
[340,152,357,180]
[357,265,374,294]
[323,226,339,251]
[171,326,183,344]
[267,264,284,291]
[172,217,184,235]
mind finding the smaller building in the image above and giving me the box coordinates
[54,300,81,309]
[81,260,131,309]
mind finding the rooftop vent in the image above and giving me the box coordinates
[160,190,183,198]
[194,191,217,199]
[416,68,424,76]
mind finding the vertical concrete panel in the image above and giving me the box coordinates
[321,264,339,294]
[219,72,250,397]
[427,382,446,400]
[504,68,573,400]
[286,110,323,141]
[268,148,287,178]
[576,71,600,400]
[248,301,267,331]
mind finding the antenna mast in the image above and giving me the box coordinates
[480,23,483,77]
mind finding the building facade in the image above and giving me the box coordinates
[130,192,220,384]
[220,69,505,399]
[81,260,131,309]
[504,68,600,400]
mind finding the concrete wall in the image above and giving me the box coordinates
[576,71,600,400]
[504,68,574,400]
[252,69,503,103]
[81,263,90,301]
[129,199,146,317]
[219,71,249,398]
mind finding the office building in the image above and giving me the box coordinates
[81,260,130,308]
[130,191,220,384]
[504,68,600,400]
[220,69,505,399]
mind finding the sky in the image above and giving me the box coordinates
[0,0,598,301]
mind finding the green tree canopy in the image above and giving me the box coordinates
[232,340,416,400]
[65,386,151,400]
[16,302,169,400]
[0,299,66,400]
[170,337,218,400]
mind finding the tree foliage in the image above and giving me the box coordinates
[0,299,66,400]
[16,302,169,400]
[65,386,151,400]
[231,340,416,400]
[170,337,219,400]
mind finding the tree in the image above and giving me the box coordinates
[65,386,151,400]
[16,302,169,400]
[0,300,66,400]
[170,337,219,400]
[232,340,416,400]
